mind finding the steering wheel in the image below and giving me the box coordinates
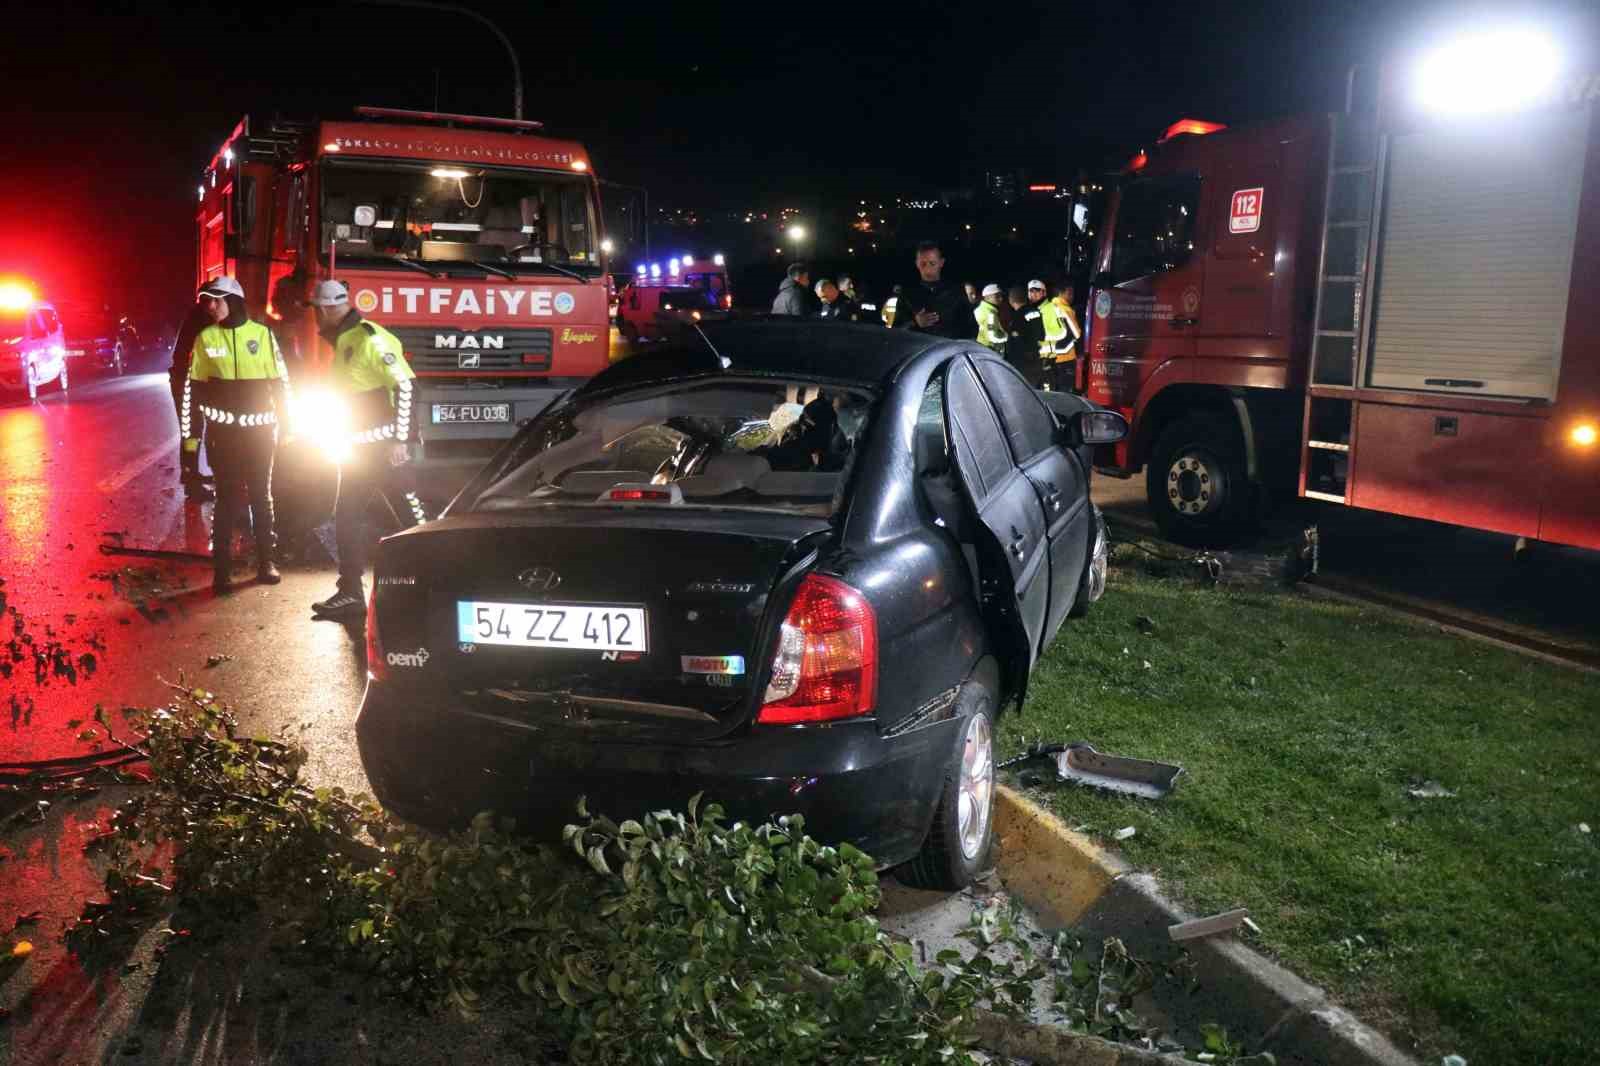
[509,240,572,261]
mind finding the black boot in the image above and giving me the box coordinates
[213,566,233,595]
[257,558,281,585]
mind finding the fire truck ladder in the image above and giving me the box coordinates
[1302,112,1379,505]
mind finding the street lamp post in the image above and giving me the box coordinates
[360,0,525,120]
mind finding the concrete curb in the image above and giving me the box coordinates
[992,786,1418,1066]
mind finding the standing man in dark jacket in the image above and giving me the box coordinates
[1004,285,1047,385]
[893,241,977,340]
[771,263,816,316]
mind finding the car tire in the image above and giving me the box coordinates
[1068,505,1109,618]
[112,342,126,376]
[1147,414,1255,547]
[896,677,996,891]
[25,362,38,403]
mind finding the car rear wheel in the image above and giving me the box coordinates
[1147,414,1254,547]
[896,678,995,891]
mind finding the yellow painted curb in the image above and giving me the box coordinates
[992,784,1127,926]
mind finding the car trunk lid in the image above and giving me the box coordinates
[373,509,830,740]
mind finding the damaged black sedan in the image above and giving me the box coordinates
[357,320,1124,888]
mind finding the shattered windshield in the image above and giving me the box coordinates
[321,161,601,276]
[473,380,875,517]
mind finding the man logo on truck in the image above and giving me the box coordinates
[433,334,504,349]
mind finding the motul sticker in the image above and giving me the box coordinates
[681,655,745,676]
[1229,188,1264,234]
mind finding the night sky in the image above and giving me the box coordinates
[2,0,1594,318]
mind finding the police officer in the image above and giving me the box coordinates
[305,280,421,619]
[171,299,213,499]
[1005,285,1047,385]
[1048,284,1084,393]
[1031,280,1068,390]
[974,284,1008,354]
[181,276,289,593]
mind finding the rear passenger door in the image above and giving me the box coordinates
[942,356,1052,668]
[972,356,1090,646]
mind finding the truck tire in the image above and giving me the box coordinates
[1147,414,1254,547]
[896,676,996,891]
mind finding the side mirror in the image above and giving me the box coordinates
[1071,409,1129,445]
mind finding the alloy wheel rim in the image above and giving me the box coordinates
[956,710,994,861]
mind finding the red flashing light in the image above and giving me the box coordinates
[758,574,878,725]
[607,488,671,502]
[1027,183,1058,192]
[365,588,385,682]
[1127,150,1150,173]
[1158,118,1227,143]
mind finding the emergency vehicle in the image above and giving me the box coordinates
[615,254,733,342]
[0,281,68,401]
[196,107,611,458]
[1085,45,1600,552]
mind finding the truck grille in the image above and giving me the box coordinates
[390,326,553,373]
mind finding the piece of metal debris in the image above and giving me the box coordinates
[205,653,234,669]
[1000,742,1184,799]
[1168,908,1249,942]
[1241,917,1262,936]
[1113,826,1137,841]
[1407,781,1456,800]
[1580,823,1592,834]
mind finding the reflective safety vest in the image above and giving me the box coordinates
[330,315,417,443]
[1039,300,1069,357]
[182,320,290,439]
[974,300,1007,351]
[1051,299,1082,363]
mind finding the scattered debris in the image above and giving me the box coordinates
[10,913,41,932]
[1134,615,1157,635]
[1168,908,1250,942]
[1580,823,1591,835]
[1113,826,1137,841]
[1442,1056,1467,1066]
[9,941,32,959]
[1141,659,1152,670]
[1241,917,1262,936]
[1000,742,1184,800]
[205,653,234,668]
[1407,781,1456,800]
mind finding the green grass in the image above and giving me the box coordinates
[1002,562,1600,1064]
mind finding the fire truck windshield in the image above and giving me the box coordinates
[321,161,601,277]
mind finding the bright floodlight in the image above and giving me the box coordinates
[0,282,35,312]
[600,237,614,254]
[1414,28,1560,114]
[787,225,806,241]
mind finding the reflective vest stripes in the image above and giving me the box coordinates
[1052,301,1083,362]
[974,301,1007,350]
[330,317,417,443]
[182,320,290,438]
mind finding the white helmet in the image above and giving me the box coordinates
[310,280,351,308]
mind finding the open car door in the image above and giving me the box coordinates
[941,356,1052,676]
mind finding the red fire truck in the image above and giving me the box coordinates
[615,253,733,342]
[196,107,610,459]
[1085,54,1600,552]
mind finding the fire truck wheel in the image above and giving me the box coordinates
[1147,415,1254,547]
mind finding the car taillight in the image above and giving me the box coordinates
[365,587,385,682]
[758,574,877,725]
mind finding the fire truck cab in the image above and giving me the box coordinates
[197,107,611,462]
[1087,62,1600,552]
[615,255,732,342]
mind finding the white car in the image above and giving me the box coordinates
[1,295,69,401]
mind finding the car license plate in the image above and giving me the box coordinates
[457,601,648,653]
[433,403,511,424]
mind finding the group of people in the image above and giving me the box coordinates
[169,275,419,616]
[770,240,1083,392]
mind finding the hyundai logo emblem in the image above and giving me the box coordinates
[518,567,562,592]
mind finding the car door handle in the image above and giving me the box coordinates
[1008,526,1027,559]
[1169,316,1199,327]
